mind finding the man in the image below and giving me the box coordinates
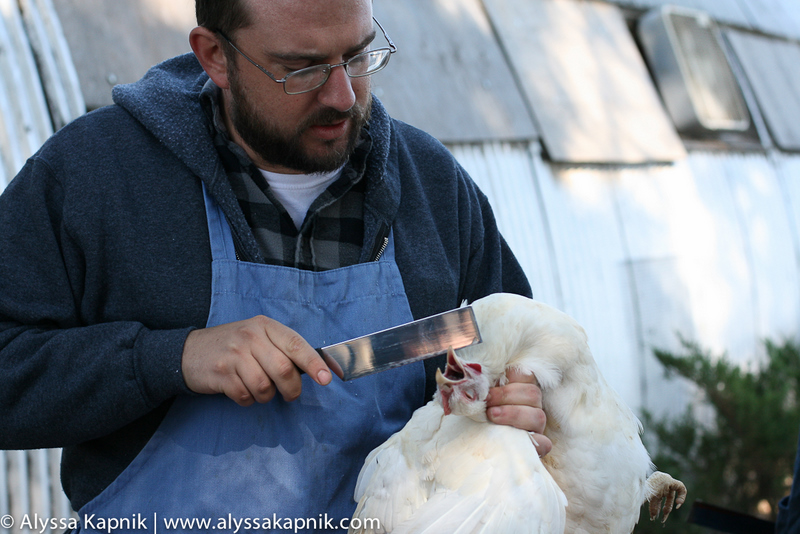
[0,0,549,529]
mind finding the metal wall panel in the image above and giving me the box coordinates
[615,156,756,363]
[674,154,760,358]
[52,0,195,110]
[617,156,793,413]
[614,152,799,367]
[774,152,800,310]
[0,11,24,186]
[724,153,800,341]
[611,164,707,416]
[483,0,685,164]
[0,0,52,188]
[536,164,644,409]
[18,0,84,129]
[1,449,73,534]
[5,451,28,534]
[372,0,538,142]
[605,0,800,40]
[726,29,800,152]
[736,0,800,41]
[0,452,7,534]
[450,142,561,308]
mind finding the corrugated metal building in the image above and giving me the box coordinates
[1,0,799,530]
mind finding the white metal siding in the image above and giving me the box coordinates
[0,449,71,534]
[455,144,800,418]
[17,0,84,130]
[736,0,800,41]
[536,163,645,406]
[0,0,52,187]
[721,153,800,341]
[450,143,562,308]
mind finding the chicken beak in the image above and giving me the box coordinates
[436,351,457,416]
[435,367,456,387]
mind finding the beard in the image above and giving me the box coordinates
[227,68,371,174]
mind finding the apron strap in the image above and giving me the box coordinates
[202,182,237,262]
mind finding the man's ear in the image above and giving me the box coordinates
[189,26,231,89]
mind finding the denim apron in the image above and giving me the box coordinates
[77,184,425,533]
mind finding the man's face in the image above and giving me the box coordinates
[222,0,375,174]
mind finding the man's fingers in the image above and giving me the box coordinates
[181,316,332,405]
[486,382,543,410]
[487,403,547,434]
[222,374,258,407]
[256,316,332,387]
[485,376,545,433]
[257,349,305,402]
[236,356,277,404]
[485,369,551,457]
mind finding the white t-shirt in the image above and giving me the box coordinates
[259,167,343,230]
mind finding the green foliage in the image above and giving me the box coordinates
[633,338,800,534]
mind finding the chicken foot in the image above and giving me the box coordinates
[645,471,687,523]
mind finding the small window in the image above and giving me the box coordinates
[638,6,751,136]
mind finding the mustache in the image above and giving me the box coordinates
[300,105,364,131]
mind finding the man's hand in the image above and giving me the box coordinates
[181,316,332,406]
[485,368,552,457]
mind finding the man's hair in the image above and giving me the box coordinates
[196,0,252,35]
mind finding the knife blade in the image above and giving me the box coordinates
[316,306,482,381]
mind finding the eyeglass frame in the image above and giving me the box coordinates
[216,17,397,95]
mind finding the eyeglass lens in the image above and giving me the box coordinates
[283,49,392,94]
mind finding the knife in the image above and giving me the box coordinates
[315,306,482,381]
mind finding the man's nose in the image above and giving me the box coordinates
[317,64,356,112]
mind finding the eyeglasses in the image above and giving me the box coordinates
[217,18,397,95]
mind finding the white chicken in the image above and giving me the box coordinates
[350,293,686,533]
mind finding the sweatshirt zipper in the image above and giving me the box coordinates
[369,223,390,262]
[232,231,244,261]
